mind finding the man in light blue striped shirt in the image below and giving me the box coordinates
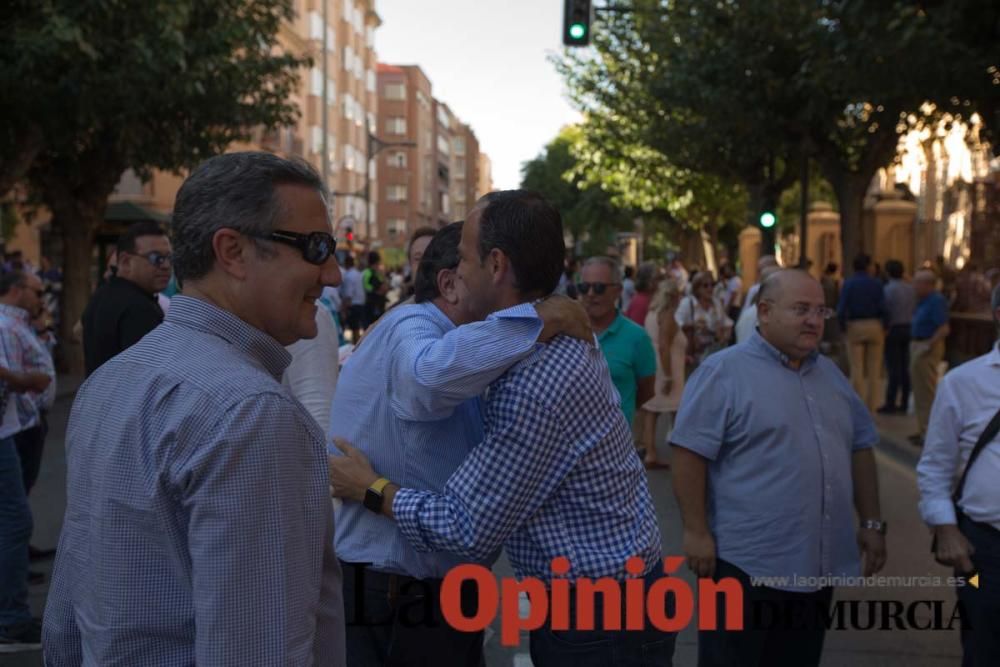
[44,153,347,666]
[330,221,590,666]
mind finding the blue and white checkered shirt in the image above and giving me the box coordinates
[0,303,55,438]
[329,301,543,579]
[43,296,345,666]
[394,335,662,582]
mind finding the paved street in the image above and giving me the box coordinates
[12,381,964,666]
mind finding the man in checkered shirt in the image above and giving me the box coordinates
[330,190,673,665]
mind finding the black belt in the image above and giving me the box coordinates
[912,336,931,341]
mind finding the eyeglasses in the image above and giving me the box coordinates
[577,282,620,295]
[130,251,172,268]
[261,230,337,265]
[763,300,835,320]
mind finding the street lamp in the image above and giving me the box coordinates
[332,131,415,242]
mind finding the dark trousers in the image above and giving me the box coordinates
[0,436,32,626]
[529,567,677,667]
[14,415,47,495]
[958,515,1000,667]
[698,559,833,667]
[884,325,911,410]
[342,562,483,667]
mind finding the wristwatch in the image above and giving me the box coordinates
[861,519,887,535]
[363,477,391,514]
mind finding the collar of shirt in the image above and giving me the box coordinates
[165,295,291,380]
[0,303,30,325]
[748,329,819,371]
[597,312,626,342]
[990,342,1000,367]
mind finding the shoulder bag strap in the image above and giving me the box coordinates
[953,405,1000,503]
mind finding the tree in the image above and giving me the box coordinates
[557,0,1000,264]
[520,126,635,257]
[566,116,748,263]
[8,1,308,371]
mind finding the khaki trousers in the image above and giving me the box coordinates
[910,338,946,437]
[846,319,885,412]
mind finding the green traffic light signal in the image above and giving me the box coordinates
[759,211,776,228]
[569,23,587,40]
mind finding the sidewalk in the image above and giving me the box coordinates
[873,410,923,468]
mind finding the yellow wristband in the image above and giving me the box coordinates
[368,477,391,494]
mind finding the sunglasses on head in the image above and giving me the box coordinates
[261,230,337,265]
[576,282,620,295]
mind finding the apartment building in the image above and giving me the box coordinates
[477,152,493,199]
[375,64,436,247]
[102,0,381,242]
[375,65,491,251]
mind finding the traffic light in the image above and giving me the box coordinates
[759,211,776,228]
[345,227,354,242]
[563,0,592,46]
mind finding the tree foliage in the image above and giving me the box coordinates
[520,126,635,257]
[1,0,310,370]
[557,0,1000,262]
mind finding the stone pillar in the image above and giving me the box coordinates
[870,190,918,274]
[739,227,761,288]
[805,202,841,279]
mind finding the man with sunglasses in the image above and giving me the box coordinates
[578,256,656,436]
[46,153,346,665]
[81,220,173,376]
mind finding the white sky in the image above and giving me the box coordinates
[374,0,581,189]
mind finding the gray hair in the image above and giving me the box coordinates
[583,256,622,280]
[171,152,327,282]
[635,261,658,292]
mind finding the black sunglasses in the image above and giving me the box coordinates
[576,282,620,295]
[124,250,172,268]
[262,230,337,265]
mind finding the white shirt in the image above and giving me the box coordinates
[741,283,762,318]
[917,343,1000,531]
[735,305,758,344]
[339,268,365,306]
[283,307,340,437]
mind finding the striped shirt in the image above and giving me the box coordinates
[394,334,662,582]
[43,296,345,666]
[329,301,543,578]
[0,303,55,438]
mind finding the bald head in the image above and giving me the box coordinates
[756,269,826,362]
[914,269,938,298]
[758,254,778,273]
[757,268,818,305]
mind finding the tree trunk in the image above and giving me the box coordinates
[0,125,44,198]
[45,180,112,375]
[833,175,869,267]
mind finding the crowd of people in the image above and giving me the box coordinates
[0,151,997,667]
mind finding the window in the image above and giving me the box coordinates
[389,151,407,168]
[310,126,323,154]
[387,219,407,238]
[436,105,450,128]
[385,117,406,135]
[440,192,450,215]
[387,185,408,202]
[437,134,450,155]
[309,11,323,40]
[453,137,466,155]
[343,46,354,73]
[383,83,406,101]
[310,68,323,96]
[366,69,376,93]
[417,91,430,111]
